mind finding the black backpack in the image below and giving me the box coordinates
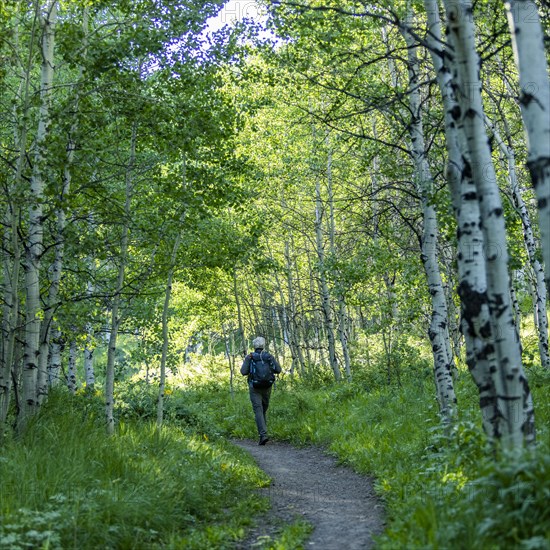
[249,351,275,389]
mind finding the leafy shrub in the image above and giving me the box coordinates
[114,377,158,420]
[466,452,550,547]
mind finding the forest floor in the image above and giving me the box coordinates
[232,439,386,549]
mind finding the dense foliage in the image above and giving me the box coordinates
[149,359,550,548]
[1,0,549,547]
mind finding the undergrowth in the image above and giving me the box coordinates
[2,356,548,549]
[0,391,268,549]
[174,363,550,549]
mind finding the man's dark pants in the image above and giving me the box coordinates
[249,385,272,439]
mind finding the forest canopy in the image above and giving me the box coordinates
[1,0,549,443]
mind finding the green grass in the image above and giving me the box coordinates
[0,390,269,549]
[261,519,314,550]
[2,359,548,549]
[177,364,550,549]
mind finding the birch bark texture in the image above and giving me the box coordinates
[504,0,550,295]
[423,0,501,438]
[401,24,457,421]
[1,3,33,427]
[37,5,89,400]
[442,0,535,448]
[486,115,549,369]
[84,279,96,393]
[20,1,58,428]
[67,341,77,394]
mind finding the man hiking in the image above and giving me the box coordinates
[241,336,281,445]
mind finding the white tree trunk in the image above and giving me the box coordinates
[37,6,87,401]
[37,184,67,400]
[157,159,187,427]
[48,327,62,387]
[295,249,314,373]
[266,236,294,369]
[84,217,97,393]
[2,7,36,426]
[424,0,501,438]
[157,245,177,428]
[402,25,457,421]
[509,272,522,330]
[67,340,77,394]
[283,235,306,375]
[1,206,21,426]
[326,142,352,381]
[504,0,550,294]
[2,229,17,423]
[487,115,550,369]
[443,0,535,448]
[20,1,58,428]
[84,335,95,392]
[233,270,246,358]
[314,170,341,381]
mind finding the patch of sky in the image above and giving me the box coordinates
[202,0,279,47]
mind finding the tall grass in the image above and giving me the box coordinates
[0,390,268,549]
[180,363,550,549]
[3,354,548,549]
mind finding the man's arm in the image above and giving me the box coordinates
[241,354,251,376]
[270,355,282,374]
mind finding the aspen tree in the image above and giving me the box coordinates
[84,279,96,393]
[266,237,295,367]
[442,0,535,447]
[284,235,307,375]
[36,6,89,401]
[423,0,499,437]
[326,137,352,380]
[221,323,235,395]
[382,24,454,395]
[0,205,19,425]
[20,0,58,428]
[294,235,314,374]
[401,23,457,421]
[504,0,550,295]
[486,115,549,369]
[157,230,182,427]
[105,122,136,435]
[158,159,187,428]
[1,2,33,426]
[233,270,247,358]
[48,328,62,386]
[67,341,77,394]
[371,120,401,384]
[314,168,341,380]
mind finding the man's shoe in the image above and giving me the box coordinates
[259,436,269,446]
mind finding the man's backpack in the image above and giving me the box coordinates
[249,351,275,389]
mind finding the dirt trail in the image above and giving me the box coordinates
[232,439,385,549]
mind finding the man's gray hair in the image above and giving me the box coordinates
[252,336,266,349]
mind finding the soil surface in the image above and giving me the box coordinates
[232,439,385,549]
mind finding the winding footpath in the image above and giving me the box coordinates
[233,439,385,549]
